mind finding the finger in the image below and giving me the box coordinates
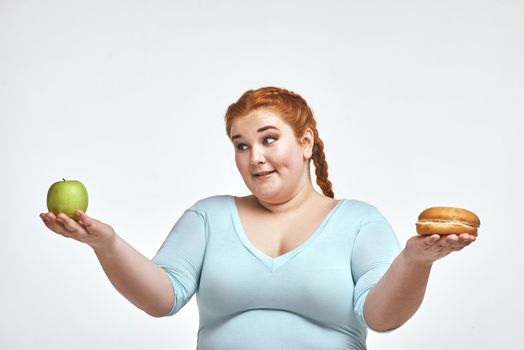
[446,233,478,251]
[40,211,55,222]
[434,234,461,250]
[429,236,451,252]
[56,213,87,236]
[444,234,459,245]
[446,234,473,251]
[459,233,477,244]
[40,212,63,231]
[40,212,49,222]
[424,234,441,247]
[449,241,467,251]
[75,210,98,233]
[40,212,75,238]
[454,233,476,250]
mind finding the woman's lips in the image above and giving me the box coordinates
[253,170,276,180]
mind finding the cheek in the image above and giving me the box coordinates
[234,153,242,169]
[235,153,249,174]
[274,144,303,170]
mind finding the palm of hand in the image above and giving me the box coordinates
[404,233,477,265]
[40,211,116,251]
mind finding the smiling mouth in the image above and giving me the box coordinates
[254,170,276,177]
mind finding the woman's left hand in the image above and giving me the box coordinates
[403,233,477,266]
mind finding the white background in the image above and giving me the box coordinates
[1,0,523,349]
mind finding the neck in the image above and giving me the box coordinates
[253,181,322,215]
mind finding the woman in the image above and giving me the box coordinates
[40,86,476,349]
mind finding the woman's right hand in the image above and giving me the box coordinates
[39,211,117,252]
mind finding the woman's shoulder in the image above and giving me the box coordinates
[186,194,233,215]
[336,198,387,220]
[338,198,378,211]
[323,199,393,238]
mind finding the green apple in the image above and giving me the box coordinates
[47,179,88,221]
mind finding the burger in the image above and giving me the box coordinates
[416,207,481,236]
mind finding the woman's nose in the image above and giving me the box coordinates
[250,145,266,164]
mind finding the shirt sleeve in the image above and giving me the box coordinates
[351,205,401,332]
[152,208,207,316]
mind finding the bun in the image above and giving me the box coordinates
[416,207,480,236]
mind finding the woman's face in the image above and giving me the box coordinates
[229,108,313,204]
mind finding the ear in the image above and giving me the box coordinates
[300,128,314,160]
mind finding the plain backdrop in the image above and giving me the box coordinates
[1,0,523,349]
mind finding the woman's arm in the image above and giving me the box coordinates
[92,233,175,317]
[363,233,476,332]
[40,211,174,317]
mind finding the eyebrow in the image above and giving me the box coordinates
[231,125,280,140]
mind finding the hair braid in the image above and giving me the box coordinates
[312,132,334,198]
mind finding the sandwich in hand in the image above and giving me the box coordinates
[416,207,480,236]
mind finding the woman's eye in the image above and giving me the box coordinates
[264,136,277,144]
[235,137,276,150]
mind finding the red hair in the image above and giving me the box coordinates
[225,86,334,198]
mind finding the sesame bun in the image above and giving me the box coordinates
[416,207,480,236]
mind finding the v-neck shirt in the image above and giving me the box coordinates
[152,195,400,350]
[230,196,344,272]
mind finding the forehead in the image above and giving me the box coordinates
[230,108,288,135]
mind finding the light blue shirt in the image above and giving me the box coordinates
[152,195,400,350]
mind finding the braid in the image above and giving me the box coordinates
[311,135,334,198]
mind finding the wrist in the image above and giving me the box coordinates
[92,233,119,257]
[400,248,434,270]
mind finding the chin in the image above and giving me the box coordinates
[252,189,290,204]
